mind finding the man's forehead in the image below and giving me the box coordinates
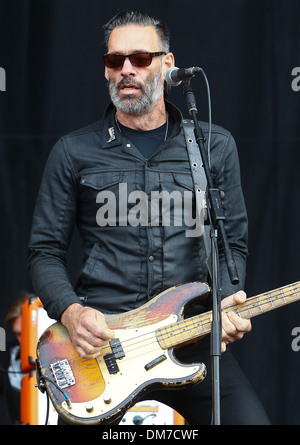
[107,24,160,53]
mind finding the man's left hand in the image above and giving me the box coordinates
[220,291,251,352]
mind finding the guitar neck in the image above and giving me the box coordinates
[157,281,300,350]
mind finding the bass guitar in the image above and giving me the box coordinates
[36,280,300,425]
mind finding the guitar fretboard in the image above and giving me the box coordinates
[156,281,300,350]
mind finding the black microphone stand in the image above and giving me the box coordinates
[182,77,239,425]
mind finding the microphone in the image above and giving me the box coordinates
[165,66,201,86]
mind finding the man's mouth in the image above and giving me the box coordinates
[119,83,140,94]
[117,78,142,95]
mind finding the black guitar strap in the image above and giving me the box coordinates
[182,120,212,278]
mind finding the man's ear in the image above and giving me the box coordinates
[104,66,109,81]
[162,52,175,79]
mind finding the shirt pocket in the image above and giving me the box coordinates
[80,170,123,190]
[172,172,195,192]
[78,171,124,226]
[159,172,196,228]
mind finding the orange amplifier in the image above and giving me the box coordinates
[20,371,38,425]
[21,296,56,372]
[20,297,57,425]
[20,370,58,425]
[20,296,43,372]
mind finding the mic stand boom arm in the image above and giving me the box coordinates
[182,78,239,426]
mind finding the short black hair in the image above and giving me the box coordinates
[103,10,170,53]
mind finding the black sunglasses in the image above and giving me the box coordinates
[103,51,166,69]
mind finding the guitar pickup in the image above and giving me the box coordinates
[109,338,125,360]
[104,353,119,375]
[104,338,125,375]
[145,354,167,371]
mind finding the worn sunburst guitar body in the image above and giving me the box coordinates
[36,280,300,425]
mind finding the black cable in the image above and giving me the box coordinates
[40,375,72,407]
[198,68,212,168]
[44,390,50,425]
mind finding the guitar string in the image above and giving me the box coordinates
[72,284,300,372]
[62,286,300,380]
[70,282,299,365]
[67,286,300,376]
[72,345,170,381]
[66,281,300,367]
[61,297,300,384]
[96,284,300,357]
[65,312,168,364]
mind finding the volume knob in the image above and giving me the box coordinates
[85,402,94,413]
[103,394,112,404]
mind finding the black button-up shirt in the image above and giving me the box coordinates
[28,101,248,320]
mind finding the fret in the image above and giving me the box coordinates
[191,316,206,335]
[247,305,253,317]
[157,329,169,349]
[156,328,168,349]
[256,296,263,313]
[157,315,208,350]
[293,283,300,298]
[180,317,204,342]
[282,284,300,302]
[280,289,287,305]
[237,283,300,320]
[235,306,241,317]
[294,283,300,301]
[172,327,180,345]
[179,320,193,343]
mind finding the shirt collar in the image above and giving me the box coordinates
[101,101,183,149]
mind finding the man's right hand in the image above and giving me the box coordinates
[60,303,115,359]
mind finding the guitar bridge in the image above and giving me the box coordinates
[50,359,75,389]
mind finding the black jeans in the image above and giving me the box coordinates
[145,337,270,425]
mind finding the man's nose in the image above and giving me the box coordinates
[120,57,137,77]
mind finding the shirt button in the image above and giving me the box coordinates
[149,290,154,297]
[126,143,131,148]
[148,255,155,262]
